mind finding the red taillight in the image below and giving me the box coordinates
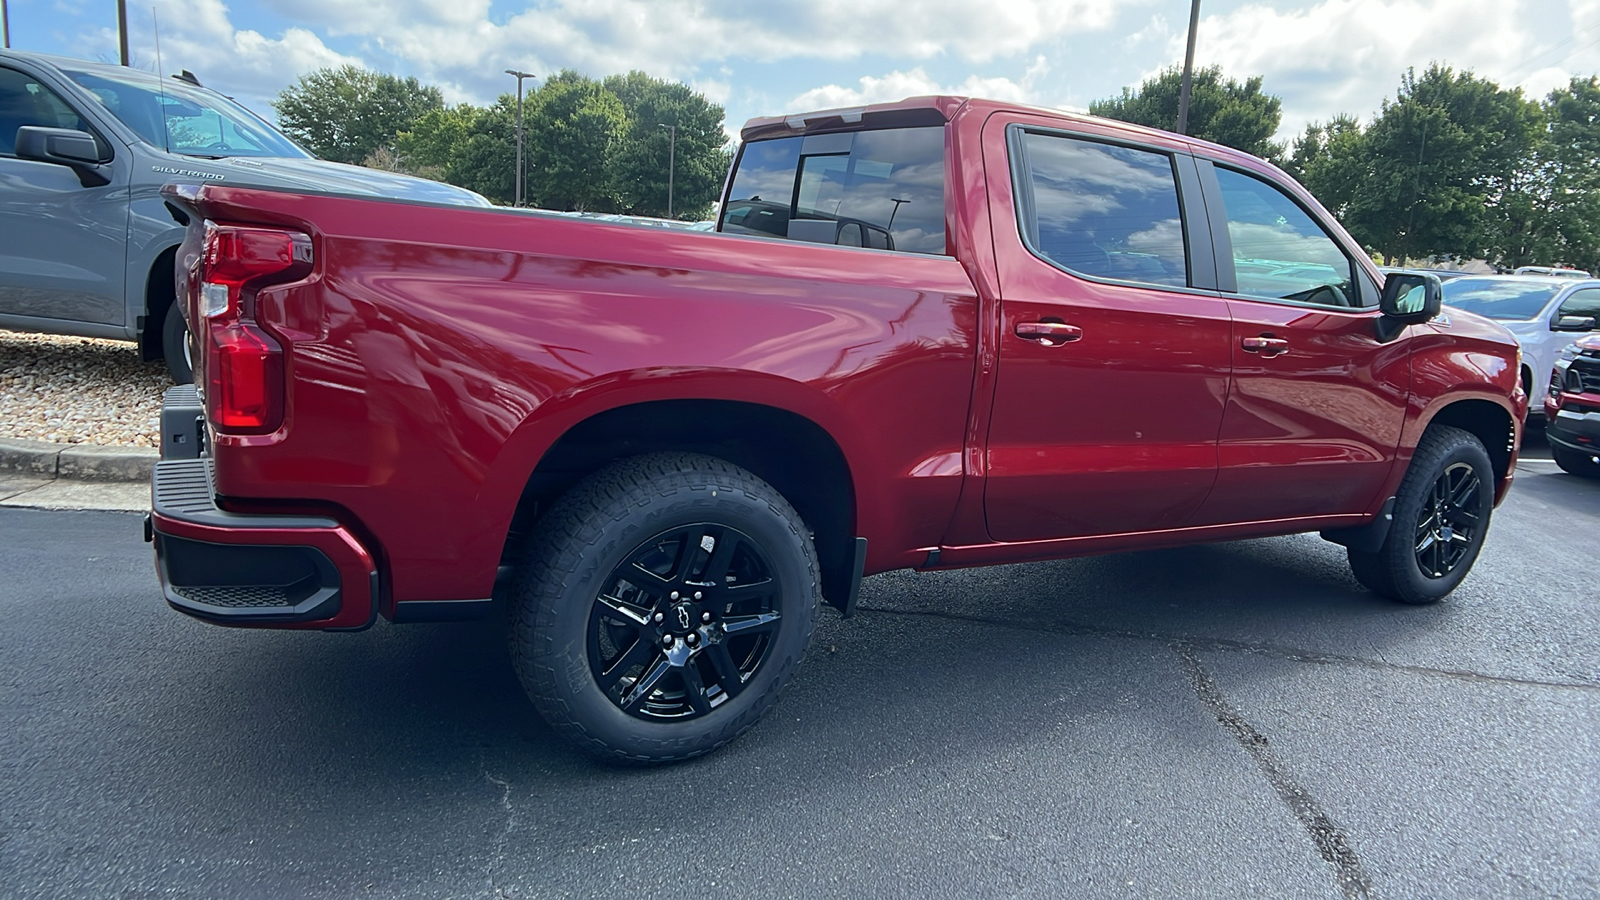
[198,224,311,435]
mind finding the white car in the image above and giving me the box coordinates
[1440,275,1600,417]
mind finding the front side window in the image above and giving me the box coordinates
[63,67,307,159]
[1555,288,1600,323]
[1214,167,1357,308]
[0,67,93,156]
[720,126,946,255]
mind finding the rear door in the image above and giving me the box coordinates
[1189,160,1409,525]
[982,118,1233,542]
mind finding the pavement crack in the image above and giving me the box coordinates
[851,605,1600,693]
[484,769,516,900]
[1175,643,1373,900]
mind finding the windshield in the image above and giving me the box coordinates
[1440,278,1562,321]
[63,68,308,159]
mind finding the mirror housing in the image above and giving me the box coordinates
[1376,271,1443,342]
[15,126,112,186]
[1553,314,1597,332]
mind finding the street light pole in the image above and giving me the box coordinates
[117,0,129,65]
[1176,0,1202,135]
[505,69,536,207]
[2,0,12,49]
[658,124,677,218]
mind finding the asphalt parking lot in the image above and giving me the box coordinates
[1,451,1596,899]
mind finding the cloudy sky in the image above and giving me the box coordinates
[7,0,1600,144]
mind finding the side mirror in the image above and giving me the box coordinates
[1376,272,1442,341]
[1554,315,1597,332]
[14,126,111,187]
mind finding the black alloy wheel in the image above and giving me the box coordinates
[1412,461,1482,578]
[589,523,782,720]
[511,453,818,764]
[1348,424,1494,605]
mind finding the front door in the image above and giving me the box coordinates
[983,122,1232,542]
[0,65,128,327]
[1191,162,1409,525]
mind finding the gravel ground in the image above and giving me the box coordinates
[0,331,168,448]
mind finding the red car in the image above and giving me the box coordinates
[1544,333,1600,476]
[149,97,1525,763]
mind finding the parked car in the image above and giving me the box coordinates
[149,96,1524,764]
[1380,266,1474,281]
[1544,334,1600,477]
[0,50,489,382]
[1514,265,1591,278]
[1438,275,1600,416]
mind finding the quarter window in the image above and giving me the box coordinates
[1214,167,1358,308]
[1016,132,1188,287]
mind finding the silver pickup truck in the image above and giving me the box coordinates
[0,50,489,381]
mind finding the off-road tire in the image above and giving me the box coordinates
[1348,425,1493,604]
[161,305,192,384]
[510,452,819,765]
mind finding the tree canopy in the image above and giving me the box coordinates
[1089,65,1284,159]
[272,66,443,165]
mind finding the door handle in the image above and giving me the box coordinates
[1242,335,1290,356]
[1015,321,1083,346]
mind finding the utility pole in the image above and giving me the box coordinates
[2,0,11,49]
[117,0,130,65]
[505,70,536,207]
[1176,0,1201,135]
[659,123,677,218]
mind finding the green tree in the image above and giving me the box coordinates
[603,72,730,219]
[1357,66,1541,263]
[397,101,517,203]
[273,66,444,165]
[524,74,628,211]
[1090,66,1284,159]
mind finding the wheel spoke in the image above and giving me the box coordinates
[596,636,658,691]
[704,643,746,699]
[676,527,709,580]
[680,662,713,715]
[620,657,673,712]
[628,563,674,595]
[701,529,740,583]
[1415,530,1437,556]
[722,578,775,604]
[1449,472,1480,507]
[595,593,652,626]
[722,611,781,636]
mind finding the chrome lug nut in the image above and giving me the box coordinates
[670,591,680,600]
[654,612,665,623]
[693,591,702,600]
[662,634,674,646]
[686,633,698,644]
[701,611,712,623]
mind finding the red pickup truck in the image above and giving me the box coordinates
[149,96,1525,763]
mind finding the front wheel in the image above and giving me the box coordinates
[1348,425,1494,604]
[510,453,819,764]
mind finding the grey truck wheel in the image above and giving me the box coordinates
[1348,425,1494,604]
[510,453,819,764]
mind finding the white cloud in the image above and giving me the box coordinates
[786,56,1053,114]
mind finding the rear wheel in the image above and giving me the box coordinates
[160,304,192,384]
[1552,445,1600,478]
[510,453,818,764]
[1348,425,1494,604]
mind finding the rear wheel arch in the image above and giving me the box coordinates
[502,398,859,613]
[138,245,179,360]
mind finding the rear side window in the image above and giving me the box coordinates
[0,67,94,156]
[720,126,946,255]
[1015,132,1188,287]
[1214,167,1358,308]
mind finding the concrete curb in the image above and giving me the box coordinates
[0,437,157,483]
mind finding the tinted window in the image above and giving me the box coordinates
[0,67,93,156]
[1556,288,1600,321]
[720,126,945,254]
[1440,278,1562,321]
[1215,167,1356,307]
[1017,132,1187,286]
